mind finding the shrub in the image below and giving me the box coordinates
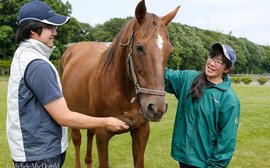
[0,60,11,76]
[231,76,241,84]
[257,77,269,85]
[241,76,252,85]
[51,59,61,71]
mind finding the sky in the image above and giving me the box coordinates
[62,0,270,46]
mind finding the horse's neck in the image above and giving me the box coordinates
[95,21,136,99]
[96,42,135,99]
[114,46,135,93]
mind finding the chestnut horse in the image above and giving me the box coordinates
[61,1,180,167]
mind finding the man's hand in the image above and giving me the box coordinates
[105,117,129,132]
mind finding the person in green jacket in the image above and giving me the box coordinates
[165,43,240,168]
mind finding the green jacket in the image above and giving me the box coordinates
[165,69,240,168]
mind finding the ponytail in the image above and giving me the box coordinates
[188,72,207,102]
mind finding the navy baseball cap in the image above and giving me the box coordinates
[212,43,236,65]
[17,0,70,26]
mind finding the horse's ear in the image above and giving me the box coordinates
[162,6,180,26]
[135,0,147,24]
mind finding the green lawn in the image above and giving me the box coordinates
[1,79,270,167]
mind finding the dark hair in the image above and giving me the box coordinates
[189,48,232,102]
[15,21,45,43]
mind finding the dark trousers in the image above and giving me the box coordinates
[179,162,198,168]
[14,151,66,168]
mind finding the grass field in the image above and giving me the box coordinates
[1,77,270,167]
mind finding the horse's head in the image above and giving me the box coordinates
[123,0,180,122]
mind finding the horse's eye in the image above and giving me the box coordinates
[135,44,145,55]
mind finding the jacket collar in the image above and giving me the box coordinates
[208,74,231,91]
[20,38,55,59]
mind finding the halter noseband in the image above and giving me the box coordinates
[120,31,166,103]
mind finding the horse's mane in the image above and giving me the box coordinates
[96,20,132,74]
[97,13,162,75]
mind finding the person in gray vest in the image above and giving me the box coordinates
[6,1,129,167]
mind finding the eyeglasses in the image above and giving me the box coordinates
[207,57,224,66]
[43,24,58,31]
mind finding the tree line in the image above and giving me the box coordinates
[1,0,270,75]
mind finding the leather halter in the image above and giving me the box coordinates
[120,31,167,104]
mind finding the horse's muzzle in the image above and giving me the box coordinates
[142,99,168,122]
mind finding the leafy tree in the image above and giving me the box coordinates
[262,46,270,72]
[0,59,11,75]
[0,25,16,59]
[0,0,28,60]
[241,40,265,74]
[68,21,95,42]
[172,47,182,69]
[92,17,130,42]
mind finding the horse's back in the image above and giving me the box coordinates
[61,42,108,114]
[62,41,107,68]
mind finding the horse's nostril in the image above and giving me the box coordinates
[165,102,168,112]
[147,103,156,117]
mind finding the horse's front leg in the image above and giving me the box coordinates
[95,128,112,168]
[85,129,95,168]
[71,128,82,168]
[130,121,150,168]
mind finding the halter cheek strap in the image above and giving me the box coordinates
[120,31,166,103]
